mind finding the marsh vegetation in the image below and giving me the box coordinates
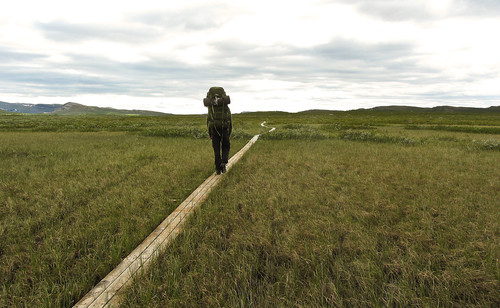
[0,109,498,306]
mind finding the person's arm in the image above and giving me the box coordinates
[207,118,212,139]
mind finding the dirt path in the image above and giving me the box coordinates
[73,122,274,308]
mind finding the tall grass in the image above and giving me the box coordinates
[142,127,253,140]
[0,114,206,133]
[406,124,500,135]
[471,139,500,151]
[0,132,246,306]
[261,125,327,140]
[121,139,500,307]
[261,124,499,151]
[0,112,498,306]
[339,130,417,145]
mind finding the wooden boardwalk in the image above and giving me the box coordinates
[74,126,270,307]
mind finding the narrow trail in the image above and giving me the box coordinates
[261,120,276,132]
[74,122,275,308]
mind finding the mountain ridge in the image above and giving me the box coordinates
[0,101,169,116]
[1,101,499,115]
[298,105,500,114]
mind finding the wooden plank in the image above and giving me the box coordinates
[73,128,270,308]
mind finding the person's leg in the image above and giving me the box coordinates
[212,130,222,173]
[221,128,231,172]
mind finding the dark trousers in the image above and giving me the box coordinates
[211,127,230,170]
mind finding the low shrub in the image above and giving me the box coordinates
[142,127,254,140]
[142,127,208,139]
[230,130,254,140]
[471,139,500,151]
[405,125,500,135]
[340,130,416,145]
[261,126,327,140]
[321,123,376,132]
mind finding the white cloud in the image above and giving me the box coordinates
[0,0,499,113]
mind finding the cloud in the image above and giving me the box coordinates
[35,20,162,43]
[1,0,499,113]
[0,65,122,96]
[457,0,500,16]
[338,0,500,21]
[207,38,427,85]
[0,32,491,111]
[0,49,45,62]
[127,3,235,31]
[309,40,416,68]
[356,1,438,21]
[0,47,212,101]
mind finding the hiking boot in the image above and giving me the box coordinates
[221,163,227,173]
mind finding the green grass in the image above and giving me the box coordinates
[0,114,265,141]
[256,109,500,126]
[0,114,205,132]
[0,131,246,306]
[121,139,500,307]
[0,110,498,307]
[406,125,500,135]
[260,123,500,152]
[338,130,417,145]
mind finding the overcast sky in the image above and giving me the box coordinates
[1,0,499,114]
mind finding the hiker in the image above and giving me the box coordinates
[204,87,232,175]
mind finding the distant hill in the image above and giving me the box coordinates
[297,109,336,115]
[257,106,500,116]
[2,100,499,116]
[362,105,500,113]
[0,101,61,113]
[0,101,169,116]
[52,102,169,116]
[237,111,291,116]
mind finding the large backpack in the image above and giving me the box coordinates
[203,87,231,106]
[204,87,232,134]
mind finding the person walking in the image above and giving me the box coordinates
[204,87,232,175]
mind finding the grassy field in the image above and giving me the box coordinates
[121,113,499,307]
[0,110,499,307]
[0,122,246,306]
